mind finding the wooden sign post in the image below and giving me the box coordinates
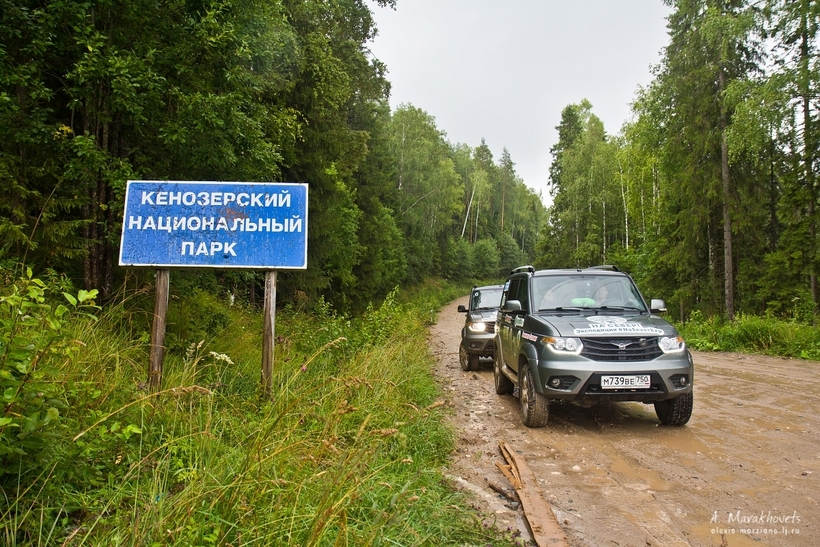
[262,271,277,398]
[148,269,170,388]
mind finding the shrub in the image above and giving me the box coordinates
[0,269,98,473]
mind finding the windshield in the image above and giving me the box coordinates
[470,288,503,310]
[532,274,647,312]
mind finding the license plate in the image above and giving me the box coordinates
[601,375,650,389]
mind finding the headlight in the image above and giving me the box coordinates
[467,321,487,333]
[659,335,686,353]
[544,336,583,354]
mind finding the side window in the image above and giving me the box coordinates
[502,279,519,308]
[517,278,530,312]
[470,290,481,311]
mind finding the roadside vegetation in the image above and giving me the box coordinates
[1,269,522,546]
[677,310,820,360]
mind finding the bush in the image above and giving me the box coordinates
[0,269,98,472]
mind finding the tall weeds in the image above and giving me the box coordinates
[1,273,511,546]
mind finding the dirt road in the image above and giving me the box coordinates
[429,297,818,546]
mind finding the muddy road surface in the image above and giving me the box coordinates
[430,297,818,546]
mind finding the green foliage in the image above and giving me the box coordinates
[0,275,515,546]
[473,239,501,279]
[678,310,820,359]
[165,287,231,354]
[0,269,98,471]
[546,101,623,268]
[496,232,526,277]
[442,237,475,280]
[543,0,820,324]
[0,0,547,309]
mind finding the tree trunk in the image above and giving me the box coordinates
[719,68,735,321]
[462,183,475,238]
[800,16,818,316]
[474,201,480,243]
[602,198,607,263]
[501,179,506,233]
[768,136,778,252]
[619,161,629,250]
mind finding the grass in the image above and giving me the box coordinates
[677,310,820,360]
[0,274,518,546]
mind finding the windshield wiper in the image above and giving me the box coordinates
[595,305,645,313]
[538,306,586,313]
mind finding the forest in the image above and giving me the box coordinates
[3,0,818,324]
[547,0,820,324]
[0,0,543,314]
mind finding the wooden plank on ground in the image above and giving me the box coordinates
[498,440,569,547]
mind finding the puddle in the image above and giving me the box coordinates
[656,428,716,455]
[609,454,674,491]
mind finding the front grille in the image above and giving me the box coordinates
[580,337,662,362]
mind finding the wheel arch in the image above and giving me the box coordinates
[518,343,545,394]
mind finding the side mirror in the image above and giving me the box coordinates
[502,300,522,313]
[650,299,667,314]
[457,304,467,313]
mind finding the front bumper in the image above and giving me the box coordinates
[461,329,496,356]
[533,349,694,403]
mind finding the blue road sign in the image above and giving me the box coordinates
[119,181,308,269]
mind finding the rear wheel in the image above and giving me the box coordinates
[520,365,549,427]
[493,350,514,394]
[654,392,693,426]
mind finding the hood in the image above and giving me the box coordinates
[469,310,498,322]
[536,314,676,338]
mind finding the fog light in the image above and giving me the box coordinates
[671,374,688,387]
[549,377,562,388]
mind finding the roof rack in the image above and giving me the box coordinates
[586,265,620,272]
[510,265,535,275]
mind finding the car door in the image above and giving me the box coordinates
[498,278,520,367]
[508,276,530,376]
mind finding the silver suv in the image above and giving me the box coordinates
[458,284,503,371]
[494,266,693,427]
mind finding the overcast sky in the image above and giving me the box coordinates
[367,0,673,203]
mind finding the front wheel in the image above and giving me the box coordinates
[654,392,693,426]
[459,344,468,371]
[493,351,514,395]
[459,344,478,371]
[520,365,549,427]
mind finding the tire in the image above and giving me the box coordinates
[459,345,479,371]
[654,392,693,426]
[520,365,549,427]
[493,350,514,395]
[459,344,471,371]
